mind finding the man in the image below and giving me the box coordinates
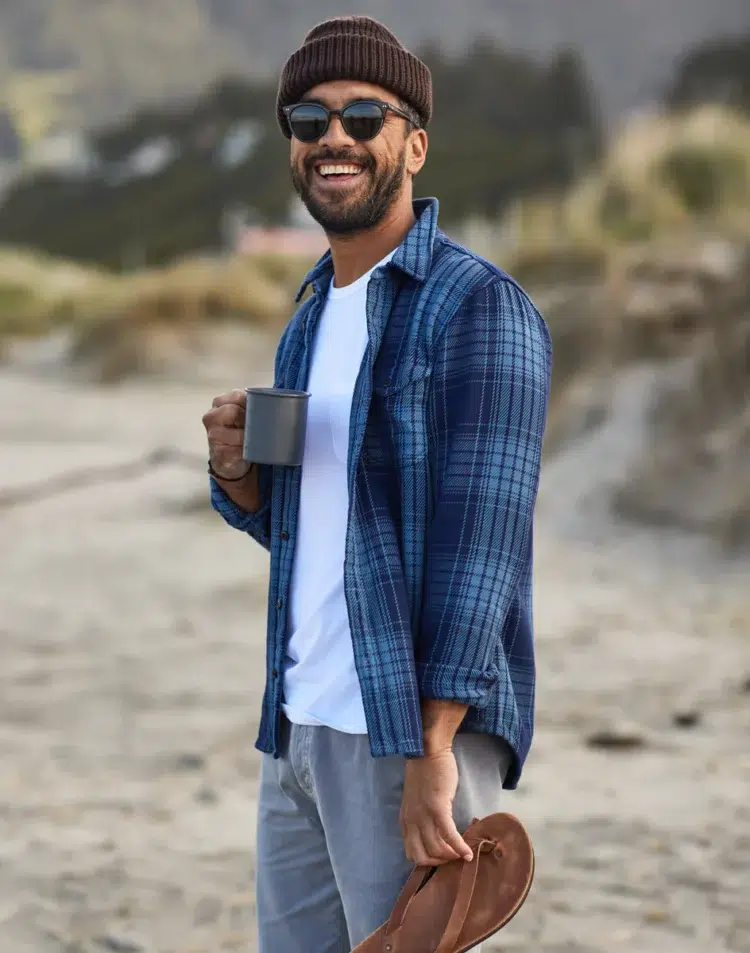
[202,15,552,953]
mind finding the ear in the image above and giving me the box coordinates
[406,129,428,177]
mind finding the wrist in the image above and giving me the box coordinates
[420,699,469,756]
[422,731,455,757]
[211,463,262,514]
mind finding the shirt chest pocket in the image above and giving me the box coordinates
[371,363,432,460]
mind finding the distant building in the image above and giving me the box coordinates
[237,226,329,257]
[232,195,329,256]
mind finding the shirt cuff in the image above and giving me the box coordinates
[416,662,499,710]
[209,476,270,537]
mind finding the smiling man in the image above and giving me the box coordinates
[202,15,552,953]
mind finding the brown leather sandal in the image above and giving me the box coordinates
[352,813,534,953]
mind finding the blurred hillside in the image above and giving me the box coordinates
[0,0,748,157]
[0,1,246,154]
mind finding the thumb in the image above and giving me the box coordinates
[438,813,473,862]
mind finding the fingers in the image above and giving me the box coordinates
[203,401,245,435]
[436,813,473,862]
[421,819,461,863]
[203,393,251,480]
[205,403,244,427]
[404,827,447,868]
[211,389,247,409]
[206,426,244,447]
[402,816,466,867]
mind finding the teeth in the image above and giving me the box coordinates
[319,164,362,176]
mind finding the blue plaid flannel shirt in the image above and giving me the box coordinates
[211,198,552,788]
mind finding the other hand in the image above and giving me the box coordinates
[400,748,473,867]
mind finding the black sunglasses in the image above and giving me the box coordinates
[283,99,419,143]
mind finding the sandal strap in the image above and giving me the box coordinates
[434,838,495,953]
[384,865,435,937]
[383,835,496,952]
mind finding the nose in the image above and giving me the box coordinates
[318,112,356,149]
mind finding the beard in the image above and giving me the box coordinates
[291,147,406,236]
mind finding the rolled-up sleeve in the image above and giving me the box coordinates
[209,463,273,551]
[417,277,552,705]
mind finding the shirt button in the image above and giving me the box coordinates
[281,530,289,541]
[272,668,278,679]
[276,598,283,610]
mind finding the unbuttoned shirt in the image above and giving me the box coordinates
[211,198,552,789]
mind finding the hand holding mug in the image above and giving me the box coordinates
[202,389,252,481]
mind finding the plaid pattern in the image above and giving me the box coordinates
[211,199,552,788]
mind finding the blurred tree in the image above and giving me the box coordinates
[0,110,23,161]
[666,34,750,115]
[415,41,601,219]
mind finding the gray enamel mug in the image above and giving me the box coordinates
[243,387,310,467]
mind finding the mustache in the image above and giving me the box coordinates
[303,150,376,173]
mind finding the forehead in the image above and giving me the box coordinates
[301,79,400,108]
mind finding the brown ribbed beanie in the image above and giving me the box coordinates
[276,16,432,137]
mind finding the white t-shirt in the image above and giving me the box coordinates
[282,251,395,734]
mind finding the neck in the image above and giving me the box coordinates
[327,194,416,288]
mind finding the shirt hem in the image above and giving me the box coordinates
[281,704,368,736]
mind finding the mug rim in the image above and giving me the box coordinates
[245,387,310,399]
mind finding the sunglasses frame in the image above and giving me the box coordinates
[283,98,420,143]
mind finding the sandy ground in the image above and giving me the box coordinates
[0,350,748,953]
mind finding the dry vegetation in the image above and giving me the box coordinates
[563,105,750,245]
[0,249,314,379]
[0,249,311,337]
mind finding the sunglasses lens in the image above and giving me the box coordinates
[288,104,329,142]
[342,101,385,140]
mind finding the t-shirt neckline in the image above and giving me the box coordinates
[328,249,397,301]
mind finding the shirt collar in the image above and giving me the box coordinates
[294,197,440,303]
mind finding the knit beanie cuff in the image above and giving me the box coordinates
[276,20,432,137]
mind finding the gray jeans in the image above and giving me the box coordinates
[256,719,511,953]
